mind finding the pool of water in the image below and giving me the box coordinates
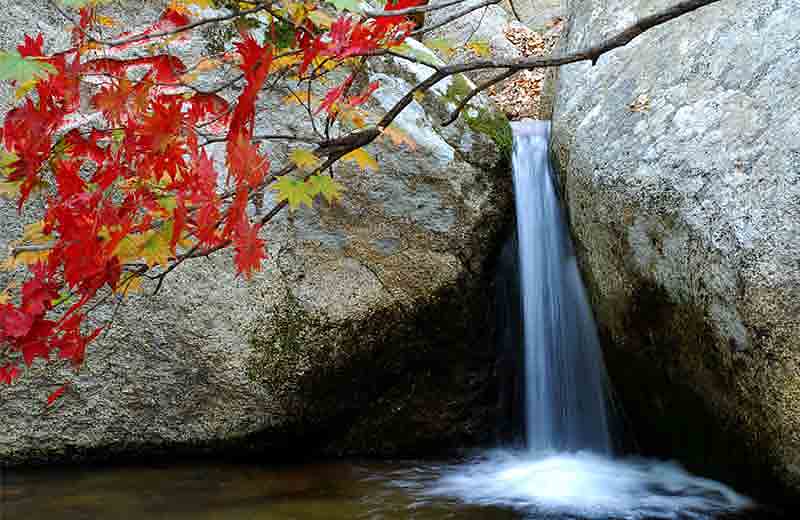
[2,453,785,519]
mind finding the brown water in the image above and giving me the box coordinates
[1,458,784,520]
[3,460,517,520]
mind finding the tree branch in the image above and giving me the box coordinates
[411,0,501,37]
[364,0,468,17]
[96,5,269,48]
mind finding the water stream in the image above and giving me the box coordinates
[421,120,754,518]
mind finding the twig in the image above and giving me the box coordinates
[507,0,523,22]
[412,0,502,37]
[97,6,269,48]
[364,0,468,17]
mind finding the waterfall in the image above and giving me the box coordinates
[511,119,612,454]
[424,119,752,518]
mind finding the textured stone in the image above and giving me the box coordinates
[0,0,512,464]
[549,0,800,503]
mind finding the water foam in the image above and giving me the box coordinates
[428,450,751,518]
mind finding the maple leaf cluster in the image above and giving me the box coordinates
[0,0,421,403]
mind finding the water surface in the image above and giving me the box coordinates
[3,457,780,519]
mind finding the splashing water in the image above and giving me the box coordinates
[420,120,753,518]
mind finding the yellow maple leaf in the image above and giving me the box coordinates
[341,108,367,129]
[271,54,301,73]
[1,248,50,271]
[289,149,321,172]
[22,220,51,244]
[137,228,172,268]
[283,91,314,106]
[0,181,21,199]
[466,41,491,57]
[343,148,378,172]
[96,15,117,27]
[169,0,214,14]
[307,10,333,28]
[115,274,144,296]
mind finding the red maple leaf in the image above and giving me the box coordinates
[17,33,45,57]
[0,364,21,385]
[316,74,354,114]
[92,77,133,124]
[22,278,59,316]
[226,134,269,189]
[234,221,266,279]
[1,306,34,339]
[347,80,380,107]
[53,159,87,199]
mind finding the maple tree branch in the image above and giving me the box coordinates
[453,0,722,69]
[411,0,502,37]
[364,0,469,17]
[96,5,270,48]
[11,244,54,256]
[506,0,523,22]
[201,133,322,146]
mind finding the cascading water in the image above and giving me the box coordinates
[418,120,755,519]
[512,120,612,455]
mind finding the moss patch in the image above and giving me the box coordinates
[464,107,513,163]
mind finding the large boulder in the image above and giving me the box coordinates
[0,1,513,463]
[549,0,800,503]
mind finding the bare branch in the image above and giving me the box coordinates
[97,5,269,48]
[364,0,468,17]
[507,0,523,22]
[412,0,502,37]
[11,244,54,256]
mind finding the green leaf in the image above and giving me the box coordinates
[326,0,362,13]
[271,176,314,210]
[307,175,344,204]
[0,51,57,83]
[265,18,296,49]
[425,37,456,59]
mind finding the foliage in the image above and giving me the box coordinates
[0,0,426,404]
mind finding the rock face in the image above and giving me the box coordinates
[549,0,800,503]
[0,1,513,463]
